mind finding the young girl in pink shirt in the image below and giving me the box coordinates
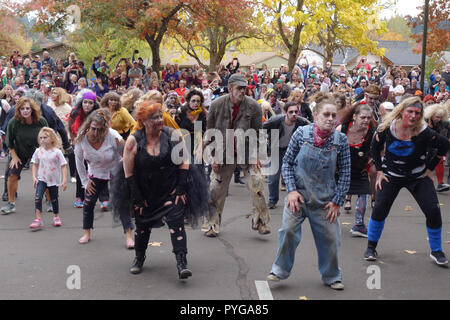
[29,128,68,230]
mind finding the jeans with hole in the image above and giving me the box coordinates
[35,181,59,214]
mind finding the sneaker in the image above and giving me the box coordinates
[2,191,8,202]
[364,247,378,261]
[71,177,77,183]
[100,201,110,212]
[47,202,53,213]
[1,202,15,215]
[73,198,83,208]
[430,251,448,266]
[344,200,351,211]
[29,218,43,231]
[350,225,368,238]
[267,273,280,282]
[268,202,276,209]
[329,281,345,290]
[53,216,62,227]
[436,183,450,192]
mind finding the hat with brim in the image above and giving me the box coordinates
[228,73,248,87]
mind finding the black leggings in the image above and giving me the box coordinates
[371,177,442,229]
[134,203,187,256]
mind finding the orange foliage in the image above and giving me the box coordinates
[407,0,450,55]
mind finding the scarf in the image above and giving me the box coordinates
[313,123,333,148]
[190,107,203,116]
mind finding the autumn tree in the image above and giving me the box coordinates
[260,0,387,70]
[407,0,450,55]
[310,1,386,66]
[0,3,32,56]
[18,0,189,74]
[170,0,259,72]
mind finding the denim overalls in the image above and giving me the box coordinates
[270,125,342,285]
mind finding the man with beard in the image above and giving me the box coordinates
[203,73,270,237]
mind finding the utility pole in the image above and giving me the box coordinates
[420,0,429,94]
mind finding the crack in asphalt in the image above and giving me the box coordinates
[218,213,256,300]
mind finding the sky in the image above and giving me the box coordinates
[380,0,424,19]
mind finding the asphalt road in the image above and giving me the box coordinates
[0,159,449,300]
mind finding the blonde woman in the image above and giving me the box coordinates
[260,100,275,123]
[365,97,449,266]
[424,104,449,192]
[101,92,136,140]
[120,88,144,114]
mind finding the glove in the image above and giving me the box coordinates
[64,146,74,155]
[126,175,145,209]
[175,169,189,196]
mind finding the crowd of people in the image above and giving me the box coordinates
[0,48,449,288]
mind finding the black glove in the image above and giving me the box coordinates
[126,175,145,208]
[64,146,74,155]
[175,169,189,196]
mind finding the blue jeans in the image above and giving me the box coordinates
[268,148,287,205]
[35,181,59,214]
[270,198,342,285]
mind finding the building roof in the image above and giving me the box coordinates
[162,50,289,67]
[304,41,422,66]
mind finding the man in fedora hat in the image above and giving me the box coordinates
[203,73,271,237]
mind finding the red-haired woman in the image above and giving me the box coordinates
[121,102,194,279]
[1,97,48,214]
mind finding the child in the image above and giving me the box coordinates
[29,128,68,230]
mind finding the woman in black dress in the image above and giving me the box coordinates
[122,101,193,279]
[337,102,376,237]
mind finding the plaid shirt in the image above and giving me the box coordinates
[281,125,351,206]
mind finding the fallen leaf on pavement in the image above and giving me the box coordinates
[341,222,351,225]
[404,250,416,254]
[445,241,450,244]
[148,242,162,247]
[404,206,412,211]
[298,296,308,300]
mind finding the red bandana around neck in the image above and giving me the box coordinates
[313,123,333,147]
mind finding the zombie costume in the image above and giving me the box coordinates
[111,127,207,278]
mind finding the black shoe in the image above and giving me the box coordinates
[436,183,450,192]
[2,191,8,202]
[364,247,378,261]
[344,200,351,211]
[130,254,146,274]
[430,251,448,266]
[176,252,192,279]
[234,176,245,184]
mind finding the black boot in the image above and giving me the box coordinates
[176,252,192,279]
[130,252,146,274]
[234,170,245,184]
